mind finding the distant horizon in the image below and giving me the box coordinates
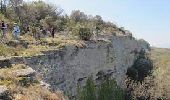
[152,43,170,48]
[26,0,170,48]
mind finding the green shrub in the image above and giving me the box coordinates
[77,78,125,100]
[98,79,125,100]
[16,76,38,87]
[126,67,138,80]
[126,49,153,82]
[79,28,92,41]
[71,27,79,36]
[78,77,96,100]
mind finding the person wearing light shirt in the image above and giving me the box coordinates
[12,23,20,40]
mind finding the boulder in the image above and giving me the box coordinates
[0,58,12,68]
[13,67,36,77]
[40,81,50,89]
[96,69,114,81]
[6,40,29,49]
[12,67,36,87]
[0,86,9,99]
[0,86,8,95]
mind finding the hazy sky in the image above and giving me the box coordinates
[26,0,170,48]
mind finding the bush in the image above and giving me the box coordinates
[79,28,92,41]
[98,79,125,100]
[126,67,138,81]
[77,77,125,100]
[126,49,153,82]
[77,77,96,100]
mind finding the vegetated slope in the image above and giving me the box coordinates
[0,63,68,100]
[0,1,150,99]
[150,48,170,99]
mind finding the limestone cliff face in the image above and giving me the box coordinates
[9,35,149,97]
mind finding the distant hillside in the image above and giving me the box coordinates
[150,48,170,99]
[157,44,170,48]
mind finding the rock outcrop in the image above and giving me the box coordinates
[0,63,68,100]
[0,86,9,99]
[12,67,36,77]
[2,35,149,97]
[0,58,12,68]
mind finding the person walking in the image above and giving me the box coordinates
[1,21,7,39]
[12,23,20,40]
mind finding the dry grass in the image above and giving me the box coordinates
[0,64,26,77]
[0,44,21,57]
[0,64,68,100]
[0,64,27,85]
[0,34,79,99]
[0,34,85,57]
[10,85,67,100]
[125,48,170,99]
[20,35,85,57]
[150,48,170,99]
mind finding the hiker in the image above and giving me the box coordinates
[24,25,30,34]
[27,26,30,33]
[32,27,37,38]
[32,27,41,40]
[96,26,100,36]
[51,27,55,38]
[40,26,46,38]
[12,23,20,40]
[1,21,7,38]
[35,27,41,40]
[46,30,51,37]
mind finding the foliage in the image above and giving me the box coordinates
[77,77,125,100]
[125,76,155,100]
[70,10,88,23]
[124,48,170,100]
[0,14,14,30]
[79,28,92,41]
[78,77,96,100]
[40,15,65,32]
[126,49,153,82]
[98,79,124,100]
[5,1,63,32]
[0,0,132,37]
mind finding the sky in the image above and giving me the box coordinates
[26,0,170,48]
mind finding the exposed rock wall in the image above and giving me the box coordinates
[9,36,149,97]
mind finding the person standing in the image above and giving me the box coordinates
[12,23,20,40]
[36,27,41,40]
[51,27,55,38]
[40,26,46,38]
[1,21,7,39]
[32,27,36,38]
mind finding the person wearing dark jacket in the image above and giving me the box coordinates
[1,21,7,38]
[51,27,55,38]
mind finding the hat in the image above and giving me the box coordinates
[14,23,17,25]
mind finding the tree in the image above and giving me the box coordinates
[5,0,63,33]
[78,77,96,100]
[9,0,23,20]
[70,10,87,23]
[78,78,125,100]
[94,15,103,26]
[0,0,8,14]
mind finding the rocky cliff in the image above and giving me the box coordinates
[1,35,149,98]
